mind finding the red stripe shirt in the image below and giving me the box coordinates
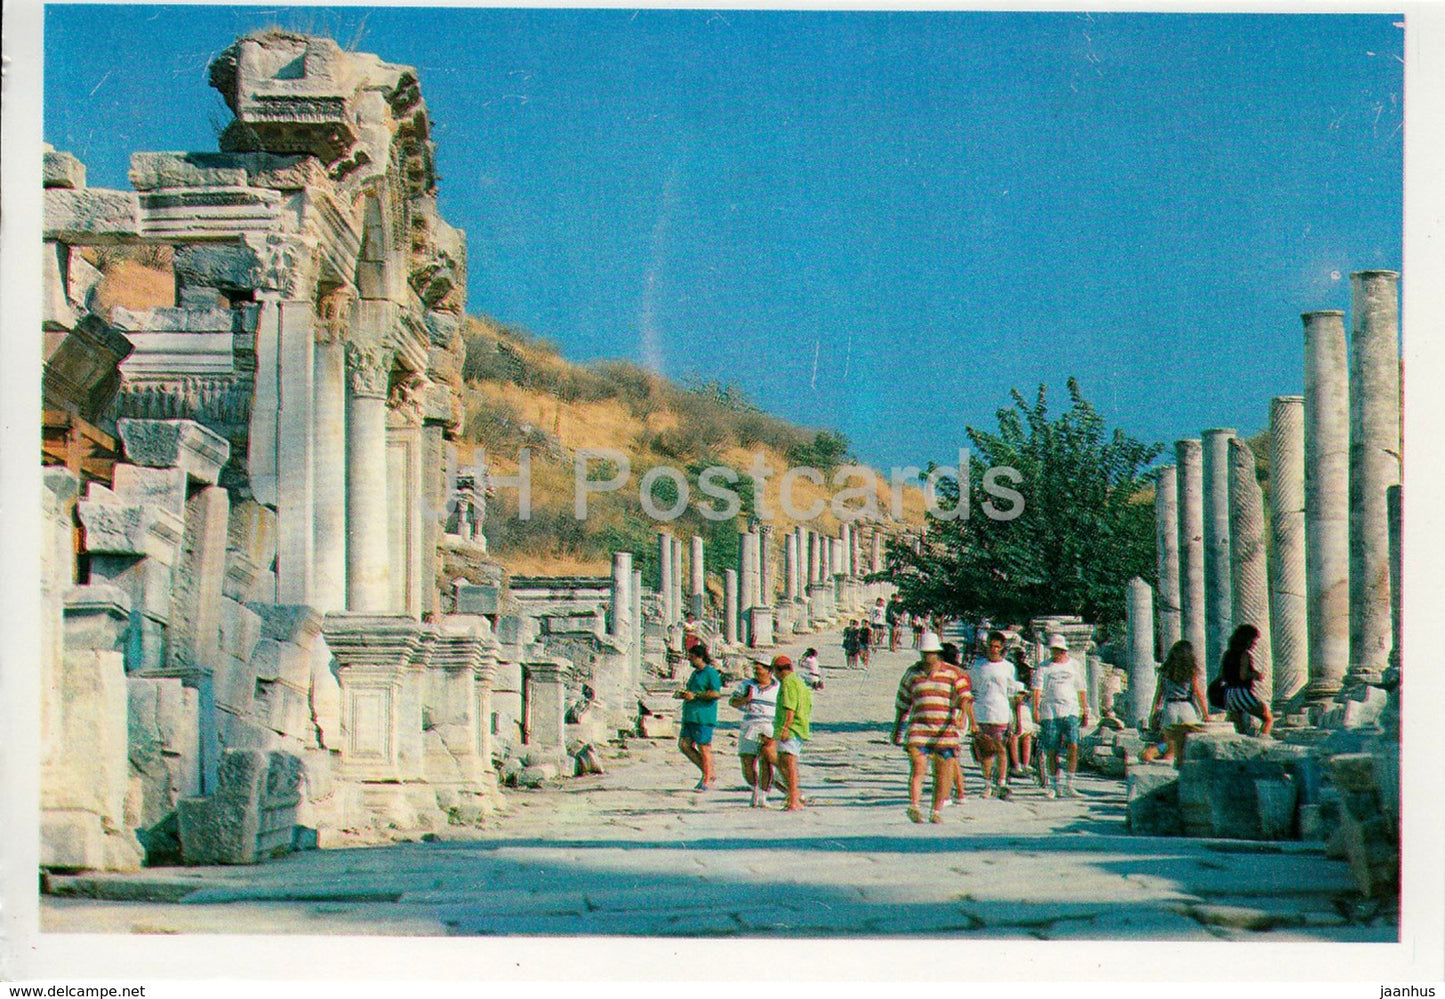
[895,662,972,751]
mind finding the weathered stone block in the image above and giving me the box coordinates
[78,499,183,563]
[254,679,312,740]
[44,188,140,240]
[228,500,279,573]
[249,603,323,647]
[219,598,264,662]
[455,583,500,616]
[516,763,558,787]
[217,709,276,751]
[116,419,231,485]
[128,151,248,190]
[1330,753,1378,792]
[178,749,302,865]
[1255,777,1298,839]
[44,148,87,189]
[214,655,256,715]
[1126,764,1181,836]
[111,465,188,518]
[62,586,131,651]
[639,713,677,739]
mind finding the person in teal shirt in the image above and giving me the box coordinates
[764,654,811,811]
[675,643,723,790]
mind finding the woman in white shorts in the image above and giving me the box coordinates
[729,659,781,807]
[1008,649,1040,781]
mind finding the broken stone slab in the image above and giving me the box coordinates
[110,305,237,335]
[248,638,312,688]
[62,585,131,651]
[44,148,87,189]
[515,763,559,788]
[116,418,231,485]
[171,243,265,294]
[177,748,303,865]
[44,187,141,241]
[1329,753,1378,792]
[253,679,312,740]
[219,598,264,663]
[110,465,188,518]
[1126,764,1181,836]
[77,495,183,563]
[248,603,324,647]
[455,583,501,616]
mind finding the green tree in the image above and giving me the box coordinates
[881,378,1162,633]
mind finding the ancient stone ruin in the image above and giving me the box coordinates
[40,30,893,871]
[1109,273,1402,901]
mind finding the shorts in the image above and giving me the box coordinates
[776,737,802,756]
[680,722,715,746]
[1160,700,1201,728]
[1226,686,1264,715]
[1039,715,1081,753]
[973,723,1009,754]
[737,725,773,756]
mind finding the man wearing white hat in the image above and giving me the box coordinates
[1032,634,1089,798]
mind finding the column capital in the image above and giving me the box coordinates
[345,341,393,399]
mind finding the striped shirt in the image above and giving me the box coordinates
[895,662,972,751]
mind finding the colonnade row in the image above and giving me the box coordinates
[1131,271,1401,712]
[604,522,892,654]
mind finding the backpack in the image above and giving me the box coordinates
[1206,675,1228,710]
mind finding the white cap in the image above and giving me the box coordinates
[1048,634,1069,651]
[919,633,943,653]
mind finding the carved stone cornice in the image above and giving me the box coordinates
[345,341,393,399]
[387,371,428,426]
[316,288,355,345]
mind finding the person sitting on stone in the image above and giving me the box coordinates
[1141,639,1208,767]
[1221,624,1273,737]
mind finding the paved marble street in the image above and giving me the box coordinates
[42,627,1395,941]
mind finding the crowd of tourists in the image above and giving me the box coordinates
[671,610,1273,820]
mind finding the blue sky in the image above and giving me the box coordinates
[43,7,1403,470]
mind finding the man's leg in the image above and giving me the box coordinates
[1063,722,1080,795]
[698,741,716,786]
[929,754,950,820]
[780,751,803,810]
[763,738,785,795]
[906,746,926,821]
[741,753,757,788]
[678,736,704,776]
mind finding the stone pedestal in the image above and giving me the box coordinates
[1126,577,1156,727]
[424,617,499,791]
[748,606,775,648]
[1229,437,1272,704]
[1175,438,1208,664]
[524,660,568,769]
[1154,465,1182,653]
[321,612,423,782]
[1201,428,1235,678]
[1304,311,1350,699]
[1269,396,1308,707]
[1348,271,1401,684]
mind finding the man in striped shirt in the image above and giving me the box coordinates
[892,634,974,824]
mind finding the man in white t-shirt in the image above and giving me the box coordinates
[969,630,1016,799]
[1031,634,1089,798]
[729,660,781,808]
[869,598,888,650]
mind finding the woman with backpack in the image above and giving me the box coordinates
[1220,624,1273,737]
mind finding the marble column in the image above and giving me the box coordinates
[1201,428,1236,678]
[313,328,348,613]
[785,531,800,602]
[1154,464,1182,656]
[758,525,775,606]
[610,552,632,645]
[1229,437,1272,704]
[1126,577,1157,726]
[689,535,705,617]
[276,301,316,605]
[807,530,820,585]
[1348,271,1401,682]
[344,342,392,613]
[871,530,884,574]
[1304,310,1350,699]
[658,532,674,627]
[671,536,685,627]
[1085,652,1103,719]
[630,569,643,680]
[1176,439,1207,673]
[724,569,739,645]
[1269,396,1308,707]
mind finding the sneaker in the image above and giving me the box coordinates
[694,779,711,791]
[1064,784,1080,798]
[1044,786,1057,799]
[929,810,943,824]
[907,804,924,823]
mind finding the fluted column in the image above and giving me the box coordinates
[610,552,632,644]
[671,536,685,631]
[1126,577,1157,726]
[345,342,392,612]
[1269,396,1308,707]
[785,531,799,602]
[1349,271,1401,683]
[1304,310,1350,699]
[871,530,884,574]
[1176,439,1207,667]
[1229,437,1272,704]
[758,525,775,605]
[1155,464,1182,655]
[1201,429,1235,678]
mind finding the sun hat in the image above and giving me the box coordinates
[1048,634,1069,651]
[919,633,943,653]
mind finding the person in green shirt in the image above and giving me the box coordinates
[764,654,811,811]
[674,643,723,790]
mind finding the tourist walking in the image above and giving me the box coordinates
[969,630,1015,799]
[870,597,888,650]
[939,641,972,803]
[887,596,906,651]
[674,643,723,790]
[1032,634,1089,797]
[892,633,973,823]
[764,655,811,811]
[910,613,925,649]
[729,659,781,807]
[1008,647,1040,783]
[858,620,873,668]
[842,622,861,669]
[798,647,823,690]
[1221,624,1273,737]
[1142,639,1208,767]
